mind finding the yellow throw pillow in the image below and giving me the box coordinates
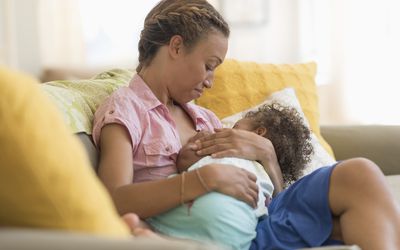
[0,66,39,85]
[221,88,336,176]
[0,67,130,237]
[195,59,334,157]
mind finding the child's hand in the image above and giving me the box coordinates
[176,131,212,172]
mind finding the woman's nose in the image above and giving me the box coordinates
[203,79,212,88]
[204,73,213,88]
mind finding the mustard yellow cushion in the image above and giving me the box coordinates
[0,66,39,85]
[0,67,130,237]
[195,59,334,157]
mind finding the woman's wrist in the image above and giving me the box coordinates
[199,165,218,191]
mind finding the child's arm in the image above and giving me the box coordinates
[176,131,212,172]
[251,132,284,196]
[259,156,284,196]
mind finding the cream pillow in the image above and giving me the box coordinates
[42,69,134,134]
[221,88,336,177]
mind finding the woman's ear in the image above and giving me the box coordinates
[168,35,184,58]
[255,127,267,137]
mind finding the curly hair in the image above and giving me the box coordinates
[245,102,314,187]
[136,0,229,73]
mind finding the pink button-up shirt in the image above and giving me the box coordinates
[93,74,222,183]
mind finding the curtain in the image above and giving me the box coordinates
[299,0,400,125]
[38,0,85,68]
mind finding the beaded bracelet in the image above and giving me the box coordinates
[180,172,185,205]
[195,168,211,192]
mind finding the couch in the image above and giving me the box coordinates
[2,127,398,250]
[1,62,399,250]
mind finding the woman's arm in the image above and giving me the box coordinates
[192,128,284,195]
[98,124,259,218]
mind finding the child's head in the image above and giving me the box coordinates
[233,102,314,186]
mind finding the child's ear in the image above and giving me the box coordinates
[255,127,267,137]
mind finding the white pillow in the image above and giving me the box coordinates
[221,88,336,177]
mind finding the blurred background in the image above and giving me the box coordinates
[1,0,400,125]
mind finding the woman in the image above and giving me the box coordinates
[93,0,400,249]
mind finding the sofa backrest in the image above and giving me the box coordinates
[76,133,99,171]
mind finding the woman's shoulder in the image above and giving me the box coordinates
[99,82,148,112]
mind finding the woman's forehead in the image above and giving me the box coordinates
[192,31,228,61]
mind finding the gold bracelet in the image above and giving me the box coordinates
[180,172,185,205]
[195,168,211,193]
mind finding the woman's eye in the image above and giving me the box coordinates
[205,65,212,71]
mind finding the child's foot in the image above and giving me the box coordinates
[122,213,161,238]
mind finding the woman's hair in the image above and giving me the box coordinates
[136,0,230,73]
[245,103,314,187]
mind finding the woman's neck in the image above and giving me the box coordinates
[138,66,171,105]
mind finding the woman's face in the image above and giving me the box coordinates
[169,31,228,103]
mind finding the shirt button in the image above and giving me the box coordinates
[165,146,170,152]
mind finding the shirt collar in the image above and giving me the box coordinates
[129,74,208,128]
[181,102,208,131]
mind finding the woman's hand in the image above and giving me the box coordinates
[201,164,259,208]
[188,130,212,143]
[193,128,284,194]
[193,128,271,161]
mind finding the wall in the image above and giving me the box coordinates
[0,0,11,66]
[0,0,41,75]
[227,0,300,63]
[0,0,339,125]
[1,0,301,74]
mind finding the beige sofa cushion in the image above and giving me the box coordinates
[321,125,400,175]
[0,229,223,250]
[386,175,400,204]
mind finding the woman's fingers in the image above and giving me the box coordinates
[245,169,258,183]
[194,137,232,150]
[193,131,239,156]
[211,164,260,208]
[246,172,259,207]
[241,184,258,208]
[244,193,257,208]
[188,130,212,143]
[193,129,264,160]
[196,128,233,143]
[196,145,238,157]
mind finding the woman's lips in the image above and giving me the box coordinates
[195,88,203,95]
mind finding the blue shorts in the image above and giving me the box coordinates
[250,164,343,250]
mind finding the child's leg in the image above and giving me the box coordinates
[329,158,400,250]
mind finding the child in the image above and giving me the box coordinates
[146,103,314,250]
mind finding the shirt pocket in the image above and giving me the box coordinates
[143,140,176,167]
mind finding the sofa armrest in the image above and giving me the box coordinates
[0,228,224,250]
[321,125,400,175]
